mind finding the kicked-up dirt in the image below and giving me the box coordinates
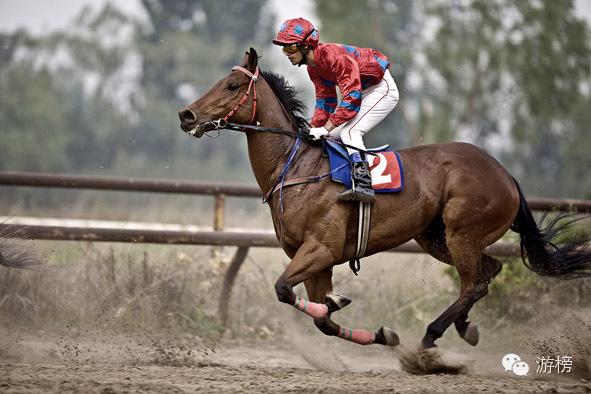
[1,330,590,393]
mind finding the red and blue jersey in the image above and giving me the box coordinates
[308,43,390,127]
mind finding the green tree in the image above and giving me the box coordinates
[0,64,71,171]
[315,0,591,198]
[560,95,591,199]
[423,0,591,197]
[135,0,274,176]
[0,5,142,174]
[424,0,591,146]
[0,1,275,181]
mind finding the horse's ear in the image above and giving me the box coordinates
[240,51,250,68]
[245,47,258,72]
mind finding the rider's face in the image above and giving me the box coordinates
[287,51,303,65]
[283,47,304,65]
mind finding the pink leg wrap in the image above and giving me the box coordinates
[292,296,328,319]
[337,326,376,345]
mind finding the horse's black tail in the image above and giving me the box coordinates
[0,243,41,269]
[0,224,42,269]
[510,178,591,279]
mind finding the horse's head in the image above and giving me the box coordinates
[179,48,260,138]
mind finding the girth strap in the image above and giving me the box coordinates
[262,162,348,204]
[263,176,321,202]
[349,201,371,275]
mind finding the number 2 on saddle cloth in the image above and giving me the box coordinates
[324,140,404,193]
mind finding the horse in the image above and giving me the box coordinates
[179,48,591,371]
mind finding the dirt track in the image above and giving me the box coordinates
[1,333,590,393]
[1,248,590,393]
[4,361,590,394]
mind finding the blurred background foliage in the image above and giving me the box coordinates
[1,0,590,198]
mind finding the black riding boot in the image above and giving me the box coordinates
[337,159,375,203]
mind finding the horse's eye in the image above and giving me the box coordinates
[227,82,239,91]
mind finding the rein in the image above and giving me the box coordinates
[221,119,310,139]
[197,118,377,157]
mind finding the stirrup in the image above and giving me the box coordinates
[339,153,375,203]
[337,187,375,203]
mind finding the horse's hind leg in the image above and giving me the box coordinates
[453,254,502,346]
[416,219,502,347]
[420,235,492,349]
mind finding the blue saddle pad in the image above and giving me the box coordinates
[324,140,404,193]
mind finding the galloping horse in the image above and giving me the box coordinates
[179,48,591,367]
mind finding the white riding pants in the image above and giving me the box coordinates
[329,69,399,155]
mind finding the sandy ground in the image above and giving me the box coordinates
[1,246,590,393]
[1,331,590,394]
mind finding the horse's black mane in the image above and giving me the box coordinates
[260,70,309,131]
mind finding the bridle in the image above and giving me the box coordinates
[186,65,312,139]
[187,65,261,137]
[223,66,259,125]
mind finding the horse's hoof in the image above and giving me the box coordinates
[461,322,479,346]
[377,326,400,347]
[325,294,351,314]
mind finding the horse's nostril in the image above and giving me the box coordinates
[179,108,196,123]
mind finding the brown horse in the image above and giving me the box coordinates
[179,48,590,367]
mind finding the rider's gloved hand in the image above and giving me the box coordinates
[309,127,329,140]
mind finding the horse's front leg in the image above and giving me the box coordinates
[274,242,398,346]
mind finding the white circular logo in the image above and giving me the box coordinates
[502,353,529,376]
[512,361,530,376]
[502,353,521,371]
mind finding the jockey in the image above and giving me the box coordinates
[273,17,399,203]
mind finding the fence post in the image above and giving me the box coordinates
[212,193,250,327]
[214,193,225,231]
[212,193,225,259]
[218,246,250,327]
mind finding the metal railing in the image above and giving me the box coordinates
[1,171,590,212]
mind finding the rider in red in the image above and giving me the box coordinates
[273,18,399,203]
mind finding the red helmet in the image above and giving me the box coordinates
[272,18,319,47]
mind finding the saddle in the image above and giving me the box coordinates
[324,140,404,193]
